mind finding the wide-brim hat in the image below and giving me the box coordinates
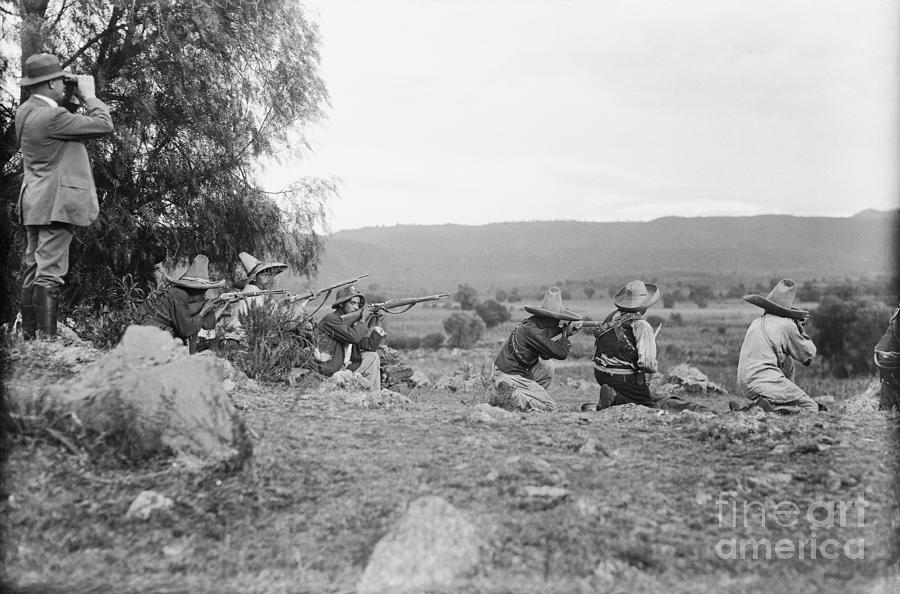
[744,278,809,320]
[238,251,287,280]
[167,254,225,290]
[523,287,581,321]
[614,280,660,312]
[332,285,365,309]
[19,53,71,87]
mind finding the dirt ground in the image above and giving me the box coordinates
[2,345,899,593]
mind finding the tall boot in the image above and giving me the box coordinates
[20,286,36,340]
[34,285,59,338]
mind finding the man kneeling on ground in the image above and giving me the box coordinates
[491,287,583,412]
[315,285,385,389]
[734,279,820,414]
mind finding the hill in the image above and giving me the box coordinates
[315,213,898,292]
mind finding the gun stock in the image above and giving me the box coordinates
[217,289,287,305]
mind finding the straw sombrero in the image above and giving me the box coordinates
[167,254,225,290]
[614,280,660,312]
[238,251,287,280]
[744,279,809,320]
[523,287,581,321]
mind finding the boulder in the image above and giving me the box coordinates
[357,496,481,593]
[465,403,518,425]
[382,362,414,388]
[840,377,881,414]
[661,364,727,395]
[49,325,250,467]
[408,370,431,387]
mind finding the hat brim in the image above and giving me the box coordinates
[166,274,225,290]
[743,295,809,320]
[248,262,287,279]
[333,293,366,309]
[523,305,582,321]
[614,284,660,312]
[20,69,71,87]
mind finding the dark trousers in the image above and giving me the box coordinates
[594,369,654,408]
[879,368,900,411]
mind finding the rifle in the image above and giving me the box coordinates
[550,320,663,341]
[339,293,450,324]
[213,289,287,307]
[285,273,370,305]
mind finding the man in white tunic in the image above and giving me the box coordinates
[736,279,819,413]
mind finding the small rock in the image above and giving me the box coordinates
[772,444,790,454]
[522,485,570,501]
[408,370,431,387]
[126,490,173,520]
[578,438,607,456]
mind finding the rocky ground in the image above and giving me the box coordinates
[2,335,899,593]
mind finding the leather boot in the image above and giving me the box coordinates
[34,285,59,338]
[20,286,36,340]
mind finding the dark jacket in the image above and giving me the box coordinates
[316,311,384,376]
[144,286,216,353]
[494,316,571,378]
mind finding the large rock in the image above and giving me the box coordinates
[660,364,727,395]
[49,325,250,467]
[357,496,481,593]
[840,377,881,414]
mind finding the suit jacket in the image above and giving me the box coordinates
[15,95,113,226]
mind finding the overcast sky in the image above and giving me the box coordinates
[267,0,899,232]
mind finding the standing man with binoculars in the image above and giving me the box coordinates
[15,53,113,338]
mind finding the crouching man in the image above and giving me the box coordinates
[491,287,582,412]
[735,279,819,413]
[315,285,385,389]
[874,304,900,411]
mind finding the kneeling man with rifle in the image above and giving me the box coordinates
[315,285,386,389]
[492,287,583,412]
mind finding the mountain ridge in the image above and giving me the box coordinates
[316,212,898,292]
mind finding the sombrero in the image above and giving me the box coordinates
[238,251,287,280]
[744,279,809,320]
[167,254,225,290]
[523,287,581,321]
[332,285,366,309]
[614,280,660,312]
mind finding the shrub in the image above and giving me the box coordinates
[494,289,508,303]
[386,334,421,350]
[422,332,446,350]
[583,286,596,299]
[68,274,153,349]
[233,301,313,382]
[809,296,892,377]
[669,313,684,327]
[662,293,677,309]
[646,315,665,328]
[454,284,479,310]
[507,288,522,303]
[475,300,511,328]
[443,312,485,349]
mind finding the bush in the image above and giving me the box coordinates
[443,312,485,349]
[662,293,677,309]
[809,296,892,377]
[422,332,446,350]
[386,334,421,350]
[234,301,313,382]
[68,274,153,349]
[507,288,522,303]
[584,286,596,299]
[454,284,479,310]
[669,312,684,327]
[646,315,664,328]
[494,289,508,302]
[475,300,511,328]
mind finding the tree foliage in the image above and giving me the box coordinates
[1,0,333,317]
